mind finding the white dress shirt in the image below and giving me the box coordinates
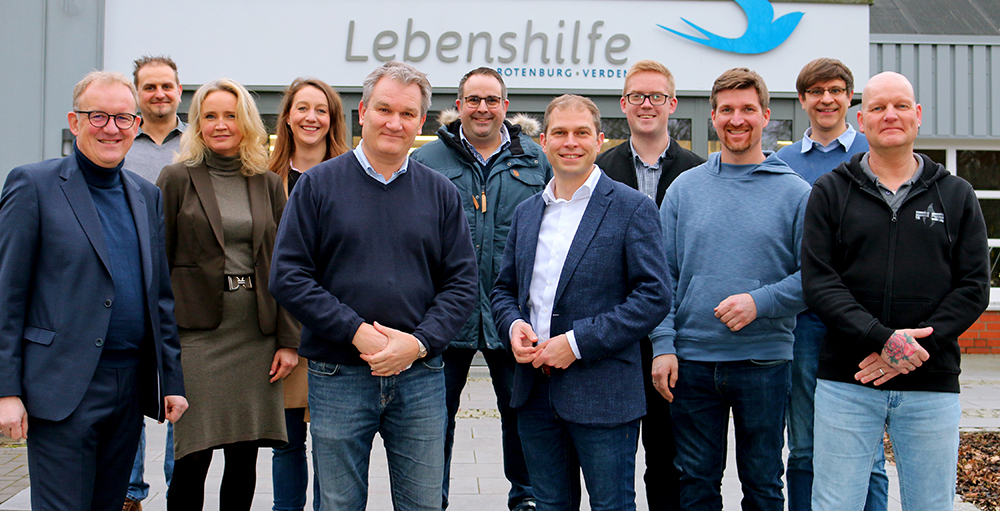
[511,166,604,360]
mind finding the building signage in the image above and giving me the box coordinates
[104,0,868,93]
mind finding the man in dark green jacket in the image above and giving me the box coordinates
[411,67,551,511]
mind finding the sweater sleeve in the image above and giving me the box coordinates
[650,191,681,357]
[269,172,365,346]
[410,182,478,357]
[748,186,810,318]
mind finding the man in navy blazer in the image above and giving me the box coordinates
[491,95,671,511]
[0,71,187,511]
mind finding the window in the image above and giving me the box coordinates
[956,150,1000,291]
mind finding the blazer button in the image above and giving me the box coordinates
[95,339,104,347]
[104,299,113,307]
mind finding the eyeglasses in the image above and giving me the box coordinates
[625,93,670,106]
[75,110,139,130]
[804,87,848,98]
[463,95,503,108]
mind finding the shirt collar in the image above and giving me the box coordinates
[459,123,511,164]
[800,124,858,154]
[353,143,409,183]
[136,116,186,141]
[542,165,603,205]
[629,137,670,169]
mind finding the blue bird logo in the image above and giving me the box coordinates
[658,0,804,54]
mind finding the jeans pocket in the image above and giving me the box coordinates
[420,355,445,372]
[307,359,341,377]
[749,359,787,367]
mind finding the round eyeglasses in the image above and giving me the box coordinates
[75,110,139,130]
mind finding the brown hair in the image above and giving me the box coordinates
[795,58,854,96]
[710,68,769,111]
[132,55,179,88]
[458,67,507,100]
[543,94,602,135]
[623,60,676,97]
[268,77,350,178]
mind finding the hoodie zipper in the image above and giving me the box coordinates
[854,180,930,324]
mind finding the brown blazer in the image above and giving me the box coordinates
[157,161,299,349]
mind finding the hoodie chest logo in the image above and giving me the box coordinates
[915,203,945,226]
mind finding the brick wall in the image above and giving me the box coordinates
[960,311,1000,354]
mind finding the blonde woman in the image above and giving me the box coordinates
[157,78,298,510]
[266,77,348,511]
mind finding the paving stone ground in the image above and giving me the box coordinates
[2,355,999,510]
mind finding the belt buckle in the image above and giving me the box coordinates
[227,275,253,291]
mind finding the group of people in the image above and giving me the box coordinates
[0,52,989,511]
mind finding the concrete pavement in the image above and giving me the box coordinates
[3,355,999,510]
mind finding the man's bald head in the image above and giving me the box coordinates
[861,72,915,110]
[858,71,922,154]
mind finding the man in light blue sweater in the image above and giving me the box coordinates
[774,58,885,511]
[650,68,811,511]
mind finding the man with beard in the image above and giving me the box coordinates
[650,68,811,511]
[124,55,185,185]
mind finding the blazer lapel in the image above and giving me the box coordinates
[59,161,112,276]
[553,175,613,306]
[247,174,267,259]
[122,173,153,291]
[188,165,225,250]
[518,196,545,308]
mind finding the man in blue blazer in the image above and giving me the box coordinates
[491,95,671,511]
[0,71,187,511]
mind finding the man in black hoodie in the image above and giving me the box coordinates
[802,71,990,511]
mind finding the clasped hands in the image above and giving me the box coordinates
[855,327,933,386]
[353,321,423,376]
[509,321,577,370]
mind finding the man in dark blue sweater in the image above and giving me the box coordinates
[774,58,884,511]
[0,71,187,511]
[270,61,478,511]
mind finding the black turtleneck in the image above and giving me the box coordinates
[74,143,147,363]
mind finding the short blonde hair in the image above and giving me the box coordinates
[73,71,138,112]
[623,60,676,97]
[178,79,269,176]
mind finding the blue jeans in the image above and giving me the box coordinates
[272,407,320,511]
[787,314,888,511]
[443,346,532,509]
[517,375,639,511]
[670,359,790,511]
[813,380,961,511]
[126,421,174,502]
[308,357,446,511]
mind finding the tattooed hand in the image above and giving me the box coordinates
[880,327,932,374]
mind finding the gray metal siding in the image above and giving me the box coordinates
[871,36,999,139]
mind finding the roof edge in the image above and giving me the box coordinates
[871,34,1000,44]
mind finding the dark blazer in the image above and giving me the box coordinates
[490,173,672,425]
[156,161,298,349]
[0,155,184,422]
[595,139,706,207]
